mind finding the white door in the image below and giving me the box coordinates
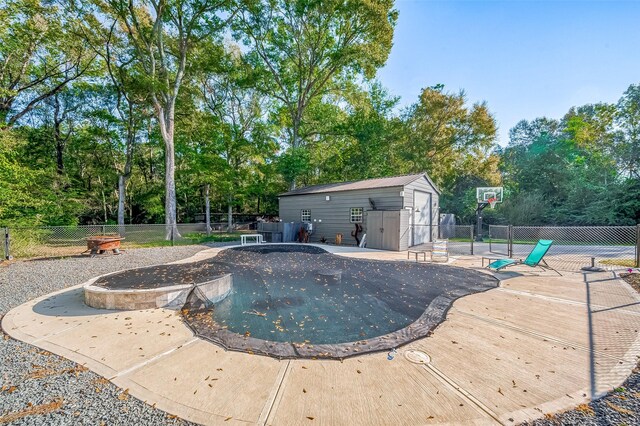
[412,191,432,246]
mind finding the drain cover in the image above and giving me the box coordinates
[404,350,431,364]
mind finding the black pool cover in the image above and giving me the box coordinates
[97,244,498,359]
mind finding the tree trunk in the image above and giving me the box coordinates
[157,104,179,240]
[97,176,108,224]
[117,174,127,232]
[227,195,233,232]
[205,183,211,236]
[55,141,64,175]
[53,101,65,175]
[289,122,299,190]
[164,136,178,239]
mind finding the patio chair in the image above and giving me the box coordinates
[485,239,560,275]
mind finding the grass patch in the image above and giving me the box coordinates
[488,239,636,247]
[601,259,637,268]
[6,231,246,259]
[124,232,241,248]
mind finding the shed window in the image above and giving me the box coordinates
[350,207,363,223]
[301,209,311,222]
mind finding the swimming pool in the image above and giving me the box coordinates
[94,244,497,359]
[179,245,498,359]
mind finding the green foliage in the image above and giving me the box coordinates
[235,0,397,187]
[0,0,96,126]
[492,91,640,226]
[0,0,637,229]
[0,130,83,226]
[277,147,311,187]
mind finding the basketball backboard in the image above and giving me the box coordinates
[476,187,504,204]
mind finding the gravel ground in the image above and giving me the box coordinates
[0,245,211,425]
[522,272,640,426]
[522,362,640,426]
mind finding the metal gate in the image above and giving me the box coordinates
[488,225,509,256]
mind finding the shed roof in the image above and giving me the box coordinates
[279,173,440,197]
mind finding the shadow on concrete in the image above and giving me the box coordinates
[584,270,640,399]
[31,287,116,318]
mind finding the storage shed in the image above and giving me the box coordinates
[278,173,440,251]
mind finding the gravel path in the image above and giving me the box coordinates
[0,246,210,425]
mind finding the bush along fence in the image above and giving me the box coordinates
[488,225,640,271]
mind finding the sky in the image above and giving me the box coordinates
[377,0,640,146]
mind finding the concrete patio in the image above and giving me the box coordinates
[3,245,640,425]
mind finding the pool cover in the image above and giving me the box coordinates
[96,244,498,359]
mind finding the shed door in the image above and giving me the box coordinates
[366,211,400,251]
[382,211,400,250]
[366,211,384,249]
[412,191,432,246]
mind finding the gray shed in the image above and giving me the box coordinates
[278,173,440,251]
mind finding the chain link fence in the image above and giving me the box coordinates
[488,225,639,271]
[1,223,253,260]
[488,225,509,256]
[3,221,638,269]
[437,224,475,255]
[407,224,474,255]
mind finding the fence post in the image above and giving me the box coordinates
[636,224,640,268]
[3,227,12,260]
[508,225,513,258]
[470,225,474,255]
[171,226,175,247]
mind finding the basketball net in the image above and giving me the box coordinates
[487,197,498,209]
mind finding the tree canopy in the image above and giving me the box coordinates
[0,0,638,229]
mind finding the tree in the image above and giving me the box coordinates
[200,60,276,229]
[398,85,500,192]
[90,19,152,227]
[97,0,233,237]
[235,0,397,189]
[615,84,640,179]
[302,82,401,183]
[0,0,95,127]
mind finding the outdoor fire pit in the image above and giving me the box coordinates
[86,235,124,257]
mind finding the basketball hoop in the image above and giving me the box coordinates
[487,197,498,209]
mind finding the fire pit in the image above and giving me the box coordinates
[86,235,123,257]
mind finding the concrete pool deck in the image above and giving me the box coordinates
[3,244,640,425]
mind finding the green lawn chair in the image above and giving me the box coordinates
[487,239,560,275]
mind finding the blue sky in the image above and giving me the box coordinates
[377,0,640,146]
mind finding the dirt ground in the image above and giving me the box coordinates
[620,272,640,293]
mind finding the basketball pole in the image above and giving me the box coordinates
[475,202,487,242]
